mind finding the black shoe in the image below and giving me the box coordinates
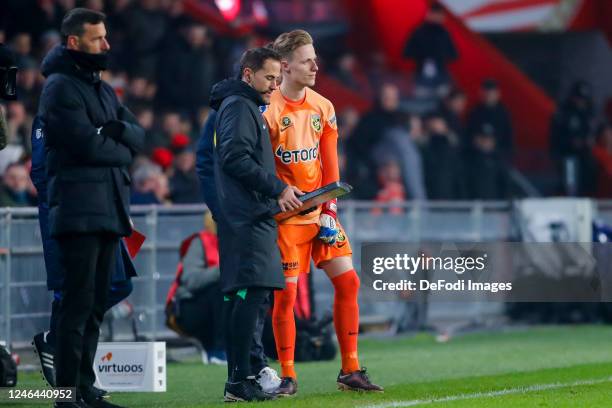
[337,367,384,392]
[224,377,276,402]
[274,377,297,397]
[53,399,89,408]
[32,331,56,387]
[80,385,109,399]
[91,386,108,399]
[82,395,125,408]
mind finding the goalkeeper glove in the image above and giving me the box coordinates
[318,199,338,245]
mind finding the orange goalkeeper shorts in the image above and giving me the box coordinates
[277,222,353,278]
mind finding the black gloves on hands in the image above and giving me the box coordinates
[100,120,125,141]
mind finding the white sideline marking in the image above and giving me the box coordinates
[362,376,612,408]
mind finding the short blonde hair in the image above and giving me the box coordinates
[272,29,313,60]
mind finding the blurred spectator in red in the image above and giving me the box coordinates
[151,147,174,172]
[157,19,218,116]
[0,162,36,207]
[349,83,401,199]
[439,87,467,146]
[169,134,202,203]
[591,122,612,198]
[374,114,427,200]
[373,160,405,215]
[422,111,465,200]
[464,123,510,200]
[466,79,513,159]
[330,52,372,98]
[131,161,171,205]
[550,80,596,196]
[403,2,457,98]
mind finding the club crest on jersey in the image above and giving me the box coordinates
[275,142,319,164]
[311,114,322,132]
[281,116,293,131]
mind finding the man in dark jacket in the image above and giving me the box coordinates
[550,80,596,196]
[210,47,302,401]
[37,9,144,408]
[30,115,136,399]
[466,79,513,160]
[197,111,283,395]
[403,2,457,96]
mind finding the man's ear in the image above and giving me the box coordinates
[243,67,253,84]
[66,35,79,50]
[281,60,290,74]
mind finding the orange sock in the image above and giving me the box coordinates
[272,283,298,379]
[331,270,361,374]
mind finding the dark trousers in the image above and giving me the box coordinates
[224,287,272,381]
[55,233,118,391]
[250,293,270,374]
[176,282,225,352]
[48,279,133,347]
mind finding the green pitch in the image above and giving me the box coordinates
[7,325,612,407]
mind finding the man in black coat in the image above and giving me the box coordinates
[37,8,144,408]
[210,47,303,402]
[466,79,514,160]
[404,2,457,96]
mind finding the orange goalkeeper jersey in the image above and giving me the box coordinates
[264,88,340,225]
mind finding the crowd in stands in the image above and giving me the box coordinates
[1,0,611,209]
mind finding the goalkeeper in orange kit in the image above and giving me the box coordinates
[263,29,383,396]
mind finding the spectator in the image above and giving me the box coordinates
[464,123,510,200]
[591,123,612,198]
[125,76,155,107]
[131,161,170,205]
[124,0,168,79]
[157,19,218,115]
[133,105,166,153]
[349,83,401,199]
[6,101,32,153]
[440,87,467,145]
[403,1,457,97]
[160,111,183,146]
[337,106,360,178]
[165,212,226,365]
[330,52,372,97]
[466,79,513,159]
[374,160,406,215]
[10,33,33,67]
[421,111,465,200]
[0,162,36,207]
[39,30,62,61]
[373,114,427,200]
[169,134,202,203]
[16,57,41,113]
[550,80,596,196]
